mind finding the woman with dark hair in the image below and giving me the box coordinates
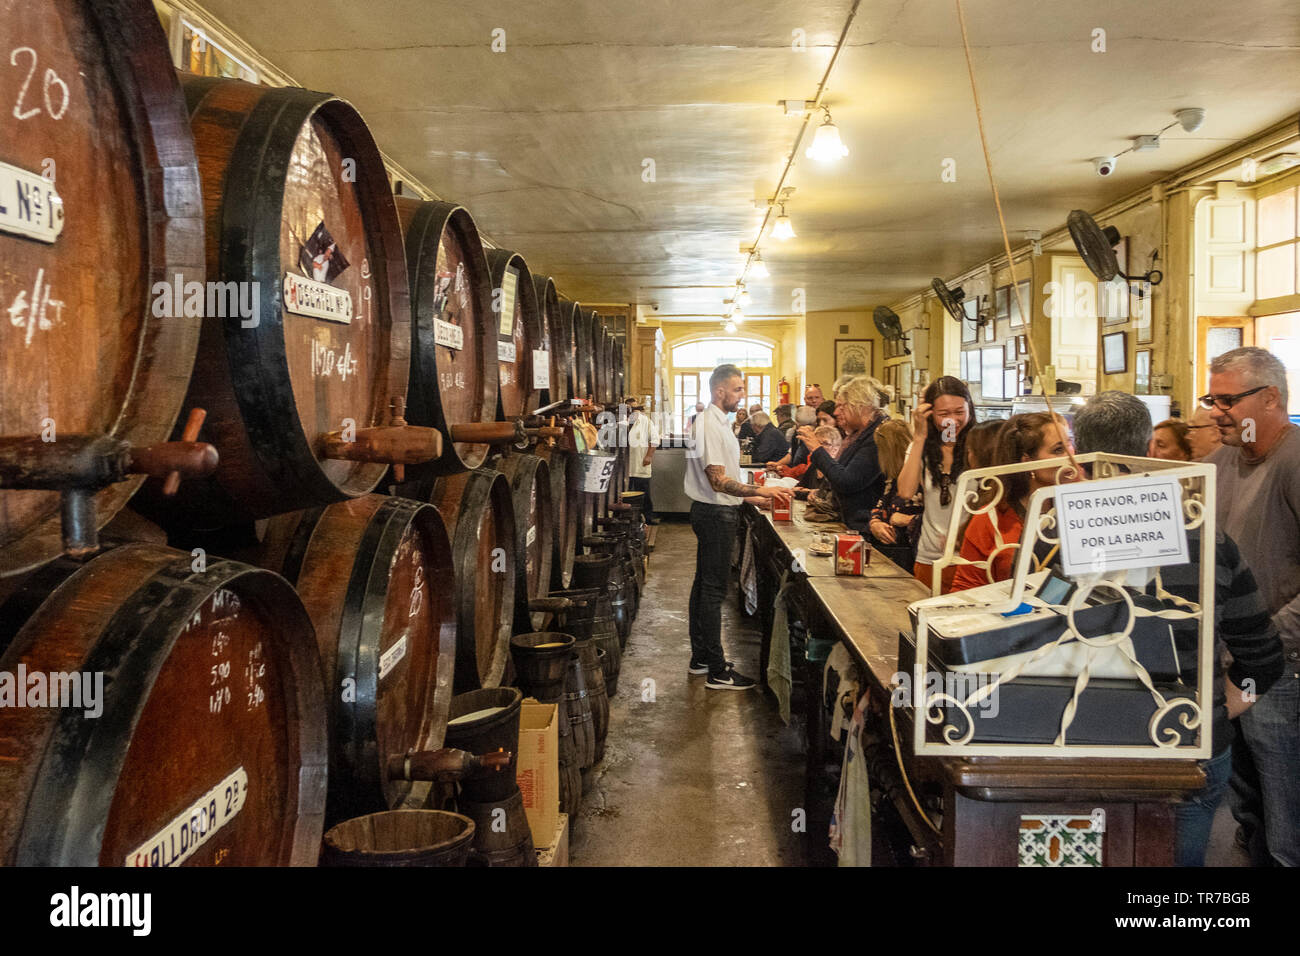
[867,419,925,569]
[897,376,975,591]
[949,412,1075,592]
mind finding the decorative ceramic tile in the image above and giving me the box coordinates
[1018,814,1102,867]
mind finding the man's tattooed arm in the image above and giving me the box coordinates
[706,464,758,497]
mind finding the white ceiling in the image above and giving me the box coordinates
[199,0,1300,321]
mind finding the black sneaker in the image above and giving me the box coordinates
[706,665,756,691]
[689,658,730,676]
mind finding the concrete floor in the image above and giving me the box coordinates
[570,518,808,866]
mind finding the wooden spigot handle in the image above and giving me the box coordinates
[131,408,218,494]
[321,424,443,465]
[158,408,209,495]
[448,421,526,445]
[385,747,512,783]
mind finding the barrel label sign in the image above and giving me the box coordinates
[532,350,550,389]
[434,317,464,350]
[526,524,537,547]
[283,272,353,323]
[498,340,517,363]
[0,160,64,244]
[378,634,408,681]
[124,767,248,867]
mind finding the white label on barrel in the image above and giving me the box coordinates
[379,634,408,681]
[0,160,63,244]
[526,524,537,547]
[498,340,517,363]
[124,766,248,867]
[434,317,464,350]
[499,266,518,337]
[283,272,353,323]
[532,350,550,389]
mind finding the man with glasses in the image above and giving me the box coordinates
[1204,346,1300,866]
[1185,406,1223,461]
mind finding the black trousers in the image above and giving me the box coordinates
[688,500,739,676]
[628,475,653,521]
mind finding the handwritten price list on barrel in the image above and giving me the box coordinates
[1056,474,1190,576]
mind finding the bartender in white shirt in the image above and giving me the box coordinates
[683,364,792,690]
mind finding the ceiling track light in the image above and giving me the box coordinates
[772,203,795,241]
[805,105,849,162]
[750,253,769,279]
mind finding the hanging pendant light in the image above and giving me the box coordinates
[732,304,744,325]
[738,287,751,307]
[772,203,795,241]
[805,107,849,162]
[751,253,769,279]
[724,319,737,334]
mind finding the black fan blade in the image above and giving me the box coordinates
[1067,209,1120,281]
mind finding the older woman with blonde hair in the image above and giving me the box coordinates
[795,374,888,536]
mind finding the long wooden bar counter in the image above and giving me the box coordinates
[742,500,1204,866]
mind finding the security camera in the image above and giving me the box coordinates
[1093,156,1118,177]
[649,302,660,311]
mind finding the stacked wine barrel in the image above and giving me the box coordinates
[0,0,640,867]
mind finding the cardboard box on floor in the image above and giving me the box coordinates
[517,699,559,848]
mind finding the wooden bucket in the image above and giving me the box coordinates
[258,494,456,823]
[427,469,516,692]
[0,543,327,865]
[486,250,541,419]
[396,198,496,475]
[0,0,203,575]
[458,790,536,867]
[444,687,523,803]
[576,639,609,762]
[494,453,554,633]
[321,810,474,867]
[531,275,568,405]
[564,651,596,770]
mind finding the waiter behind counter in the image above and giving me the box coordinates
[686,364,794,690]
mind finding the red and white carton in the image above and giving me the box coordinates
[835,533,868,575]
[771,495,792,521]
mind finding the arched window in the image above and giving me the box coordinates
[669,336,776,430]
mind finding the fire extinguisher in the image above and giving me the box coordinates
[778,377,791,406]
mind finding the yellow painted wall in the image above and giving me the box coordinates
[804,311,883,393]
[657,320,803,415]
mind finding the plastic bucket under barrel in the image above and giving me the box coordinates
[321,810,476,867]
[577,450,617,493]
[444,687,523,803]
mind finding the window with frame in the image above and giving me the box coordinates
[1257,183,1299,303]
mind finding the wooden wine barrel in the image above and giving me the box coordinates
[567,302,595,401]
[135,76,410,529]
[533,445,579,589]
[427,469,516,692]
[494,453,553,633]
[258,494,456,823]
[0,0,203,575]
[397,199,496,475]
[596,326,615,406]
[613,340,626,400]
[485,250,540,419]
[0,543,327,866]
[532,275,568,405]
[554,297,579,401]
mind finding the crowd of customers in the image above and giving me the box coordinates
[686,344,1294,867]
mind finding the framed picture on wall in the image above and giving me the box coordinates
[982,302,995,342]
[1135,349,1151,393]
[1102,331,1128,374]
[1010,279,1030,328]
[962,299,978,344]
[834,339,873,380]
[1004,368,1018,400]
[1133,287,1154,343]
[1005,340,1018,366]
[995,286,1011,339]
